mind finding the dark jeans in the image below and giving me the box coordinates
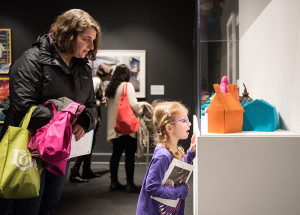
[110,135,137,183]
[4,163,69,215]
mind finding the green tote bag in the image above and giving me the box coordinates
[0,105,43,199]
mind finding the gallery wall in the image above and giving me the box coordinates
[239,0,300,133]
[0,0,196,159]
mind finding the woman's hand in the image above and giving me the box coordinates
[72,123,86,141]
[100,96,107,105]
[190,134,196,153]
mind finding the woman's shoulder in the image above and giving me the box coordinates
[117,82,134,91]
[120,81,132,89]
[115,82,125,92]
[126,82,137,94]
[93,76,101,85]
[117,81,133,85]
[17,46,40,63]
[10,47,41,74]
[92,76,101,92]
[126,82,134,87]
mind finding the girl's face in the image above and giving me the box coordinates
[170,109,191,140]
[72,27,96,58]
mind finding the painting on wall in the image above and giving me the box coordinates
[90,50,146,98]
[0,77,9,123]
[0,29,12,74]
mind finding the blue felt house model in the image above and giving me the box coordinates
[242,99,279,131]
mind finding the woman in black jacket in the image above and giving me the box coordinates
[1,9,100,215]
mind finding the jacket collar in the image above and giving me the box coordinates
[33,33,88,74]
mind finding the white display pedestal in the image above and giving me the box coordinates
[193,128,300,215]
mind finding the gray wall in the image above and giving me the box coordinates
[0,0,195,160]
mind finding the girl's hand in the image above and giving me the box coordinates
[190,134,196,153]
[72,124,86,141]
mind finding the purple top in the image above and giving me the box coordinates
[136,145,195,215]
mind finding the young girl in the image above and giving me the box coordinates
[136,101,196,215]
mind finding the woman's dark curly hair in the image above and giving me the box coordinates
[105,64,130,98]
[49,9,101,60]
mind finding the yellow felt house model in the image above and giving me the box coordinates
[206,84,244,133]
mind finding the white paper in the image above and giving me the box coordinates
[152,196,179,208]
[193,115,201,136]
[68,130,94,159]
[152,158,194,207]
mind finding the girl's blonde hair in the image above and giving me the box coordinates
[152,100,188,160]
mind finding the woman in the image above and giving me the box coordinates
[0,9,100,214]
[105,64,143,193]
[70,63,113,182]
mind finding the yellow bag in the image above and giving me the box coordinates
[0,106,43,199]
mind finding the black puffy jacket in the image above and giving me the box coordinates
[0,33,97,138]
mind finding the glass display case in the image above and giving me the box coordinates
[193,1,300,214]
[195,0,238,121]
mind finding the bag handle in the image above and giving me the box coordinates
[121,82,128,97]
[19,105,36,129]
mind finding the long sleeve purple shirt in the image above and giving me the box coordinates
[136,145,195,215]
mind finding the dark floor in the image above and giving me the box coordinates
[53,163,194,215]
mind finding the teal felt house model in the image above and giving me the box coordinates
[242,99,279,131]
[201,93,214,116]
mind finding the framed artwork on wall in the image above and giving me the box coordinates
[90,50,146,98]
[0,29,12,74]
[0,77,9,124]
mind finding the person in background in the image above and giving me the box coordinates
[136,101,196,215]
[129,57,140,92]
[105,64,143,193]
[69,63,113,182]
[0,9,100,214]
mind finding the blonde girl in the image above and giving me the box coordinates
[136,101,196,215]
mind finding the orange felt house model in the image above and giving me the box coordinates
[206,84,244,133]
